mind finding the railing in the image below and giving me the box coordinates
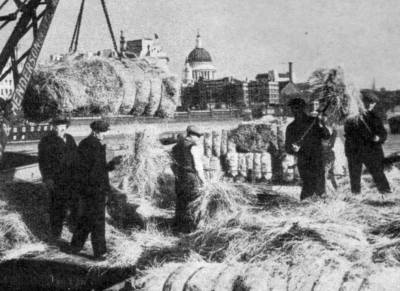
[8,109,244,142]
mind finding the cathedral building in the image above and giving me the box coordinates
[182,33,216,86]
[181,33,296,113]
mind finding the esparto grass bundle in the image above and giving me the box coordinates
[308,67,365,125]
[112,130,175,208]
[189,182,252,228]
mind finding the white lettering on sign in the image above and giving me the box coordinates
[10,0,60,115]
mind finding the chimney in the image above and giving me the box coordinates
[288,62,293,82]
[120,30,126,54]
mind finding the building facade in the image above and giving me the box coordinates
[248,73,280,106]
[120,31,169,63]
[181,77,248,110]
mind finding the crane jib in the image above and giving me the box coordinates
[11,0,60,116]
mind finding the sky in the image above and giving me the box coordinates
[3,0,400,89]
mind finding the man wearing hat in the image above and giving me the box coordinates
[344,91,391,194]
[71,120,122,259]
[171,125,206,233]
[38,117,78,241]
[285,98,331,200]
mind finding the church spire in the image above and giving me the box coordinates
[195,29,202,48]
[372,77,376,91]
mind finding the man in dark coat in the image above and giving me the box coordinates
[285,98,331,200]
[171,125,206,233]
[38,117,78,241]
[70,120,122,259]
[344,91,391,194]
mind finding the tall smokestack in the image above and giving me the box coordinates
[120,30,126,54]
[288,62,293,82]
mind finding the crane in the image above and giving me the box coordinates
[0,0,119,163]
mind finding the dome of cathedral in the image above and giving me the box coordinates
[187,47,212,63]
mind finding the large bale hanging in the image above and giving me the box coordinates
[24,58,124,121]
[23,56,180,122]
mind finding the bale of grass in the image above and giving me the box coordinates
[111,130,175,208]
[238,153,247,178]
[230,123,276,153]
[146,79,162,116]
[204,132,212,157]
[24,56,180,121]
[131,79,151,116]
[253,153,262,180]
[261,152,272,180]
[221,130,228,156]
[226,151,238,178]
[156,76,180,118]
[308,67,365,125]
[212,131,221,157]
[246,153,254,179]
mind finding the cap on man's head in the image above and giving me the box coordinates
[361,91,379,104]
[90,120,110,132]
[186,125,203,137]
[287,98,306,108]
[50,117,70,127]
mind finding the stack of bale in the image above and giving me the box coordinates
[197,121,297,184]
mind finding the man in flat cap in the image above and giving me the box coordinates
[344,91,391,194]
[285,98,331,200]
[71,120,122,260]
[38,117,78,242]
[171,125,206,233]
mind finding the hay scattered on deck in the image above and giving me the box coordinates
[189,182,253,228]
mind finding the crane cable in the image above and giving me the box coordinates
[68,0,85,53]
[0,0,9,11]
[100,0,121,58]
[68,0,121,58]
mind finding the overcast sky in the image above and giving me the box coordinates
[4,0,400,89]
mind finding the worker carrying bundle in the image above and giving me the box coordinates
[309,67,392,195]
[285,98,331,200]
[344,91,391,194]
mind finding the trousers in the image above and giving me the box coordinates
[297,155,325,200]
[347,151,390,194]
[49,185,78,238]
[71,192,106,257]
[175,172,201,233]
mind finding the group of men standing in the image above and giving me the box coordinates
[38,90,392,253]
[38,119,121,260]
[285,91,391,200]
